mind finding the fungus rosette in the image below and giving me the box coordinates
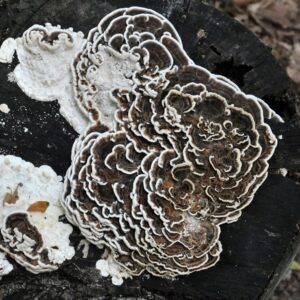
[12,23,87,133]
[72,7,191,129]
[15,23,85,100]
[63,122,222,277]
[115,65,278,223]
[63,6,279,279]
[63,63,278,278]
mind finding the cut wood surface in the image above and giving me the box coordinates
[0,0,300,299]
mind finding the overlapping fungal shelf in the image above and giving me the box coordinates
[62,7,280,283]
[72,7,193,130]
[0,155,75,274]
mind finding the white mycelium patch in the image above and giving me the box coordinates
[0,251,13,279]
[0,155,75,274]
[96,251,132,286]
[0,38,16,63]
[77,239,90,259]
[74,44,140,129]
[0,23,88,133]
[0,103,10,114]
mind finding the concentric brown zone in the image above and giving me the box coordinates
[113,65,277,222]
[0,213,53,271]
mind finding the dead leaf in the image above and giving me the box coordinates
[291,260,300,271]
[287,43,300,84]
[249,0,298,29]
[3,183,22,205]
[4,193,18,205]
[27,201,49,213]
[233,0,258,8]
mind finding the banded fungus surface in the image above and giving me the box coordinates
[63,7,280,281]
[0,155,75,274]
[72,6,192,130]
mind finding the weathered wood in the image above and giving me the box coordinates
[0,0,299,299]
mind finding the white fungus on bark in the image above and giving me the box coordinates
[0,155,75,274]
[77,239,90,259]
[0,251,13,279]
[0,38,16,63]
[96,252,132,286]
[0,23,88,133]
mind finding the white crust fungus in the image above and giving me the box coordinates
[0,103,10,114]
[0,155,75,274]
[96,251,132,286]
[62,6,280,283]
[0,24,88,133]
[77,239,90,259]
[0,251,13,279]
[0,38,16,63]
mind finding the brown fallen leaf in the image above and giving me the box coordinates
[4,193,18,205]
[287,43,300,85]
[291,260,300,271]
[233,0,259,8]
[3,183,23,205]
[27,201,49,213]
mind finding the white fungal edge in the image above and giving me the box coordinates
[0,24,89,134]
[0,38,16,63]
[77,239,90,258]
[63,6,282,281]
[96,251,132,286]
[71,6,193,130]
[0,155,75,273]
[0,251,13,279]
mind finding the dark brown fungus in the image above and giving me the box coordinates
[0,155,75,274]
[63,7,279,280]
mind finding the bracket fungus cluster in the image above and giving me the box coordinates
[0,155,74,274]
[0,23,88,133]
[61,7,280,283]
[0,4,282,285]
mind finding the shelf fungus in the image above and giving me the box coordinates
[0,23,88,133]
[72,7,193,130]
[62,7,280,284]
[0,155,75,274]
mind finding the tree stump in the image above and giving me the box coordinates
[0,0,300,299]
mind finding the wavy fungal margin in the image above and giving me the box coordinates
[62,6,280,282]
